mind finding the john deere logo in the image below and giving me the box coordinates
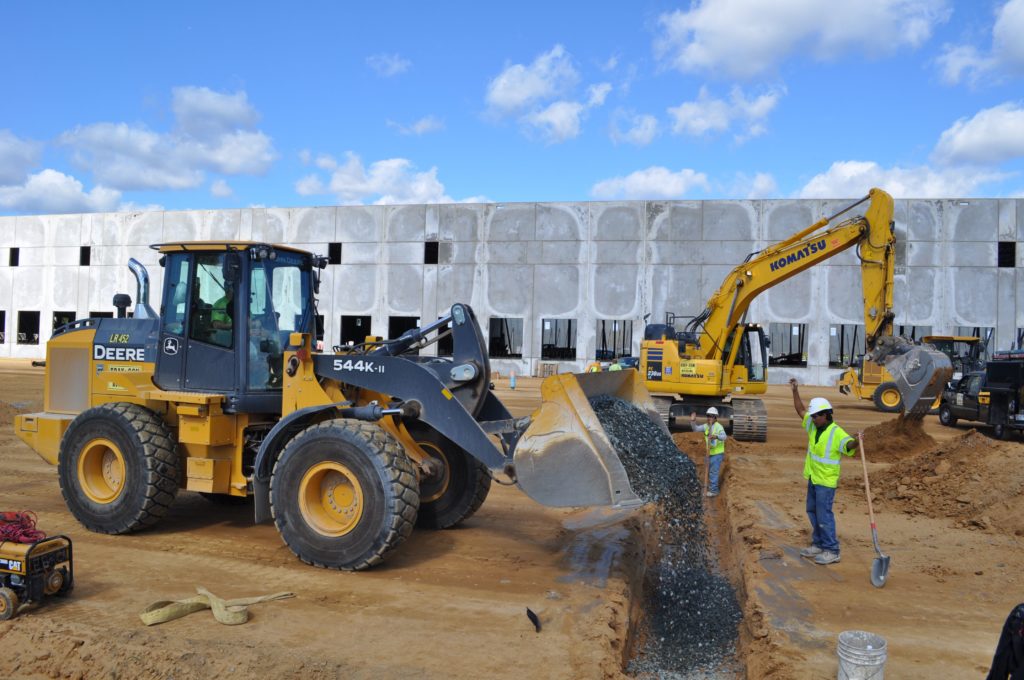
[163,337,180,356]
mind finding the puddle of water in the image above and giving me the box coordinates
[557,525,632,589]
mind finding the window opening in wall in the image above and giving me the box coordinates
[52,311,76,331]
[828,324,865,368]
[9,248,19,267]
[0,310,5,343]
[315,314,325,343]
[17,311,40,345]
[436,316,453,357]
[424,241,439,265]
[340,315,372,346]
[894,325,932,341]
[768,322,807,366]
[998,241,1016,268]
[79,246,91,266]
[1015,328,1024,350]
[90,311,114,319]
[955,326,994,359]
[541,318,577,360]
[389,316,421,356]
[328,243,342,265]
[595,319,634,360]
[488,317,523,358]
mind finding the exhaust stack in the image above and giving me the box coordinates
[128,258,159,320]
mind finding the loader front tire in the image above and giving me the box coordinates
[872,382,902,413]
[414,432,491,530]
[271,419,419,571]
[0,587,18,621]
[58,403,179,534]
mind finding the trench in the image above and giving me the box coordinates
[590,396,747,679]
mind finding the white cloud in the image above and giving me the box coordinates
[798,160,1007,198]
[296,152,453,205]
[0,169,120,214]
[591,166,710,199]
[939,0,1024,84]
[298,149,312,165]
[366,53,411,77]
[387,116,445,136]
[0,130,41,185]
[932,103,1024,165]
[485,45,579,113]
[734,172,778,198]
[668,86,783,142]
[610,110,659,146]
[59,87,277,191]
[587,83,612,107]
[210,179,233,198]
[656,0,950,78]
[524,101,586,143]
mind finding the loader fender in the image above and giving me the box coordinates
[253,403,346,524]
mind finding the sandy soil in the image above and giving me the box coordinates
[0,364,1020,678]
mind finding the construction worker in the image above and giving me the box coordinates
[608,358,623,371]
[690,407,726,497]
[587,362,601,373]
[789,378,858,566]
[211,284,234,331]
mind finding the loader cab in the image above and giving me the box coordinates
[154,243,317,414]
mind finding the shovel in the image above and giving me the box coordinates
[857,432,891,587]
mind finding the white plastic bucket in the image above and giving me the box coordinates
[837,630,887,680]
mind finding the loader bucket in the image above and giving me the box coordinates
[512,370,666,509]
[883,344,953,418]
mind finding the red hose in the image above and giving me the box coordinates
[0,511,47,543]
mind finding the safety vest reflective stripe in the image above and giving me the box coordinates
[808,425,840,465]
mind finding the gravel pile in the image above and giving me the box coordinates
[590,395,742,679]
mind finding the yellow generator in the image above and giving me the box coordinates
[15,242,661,571]
[0,535,74,620]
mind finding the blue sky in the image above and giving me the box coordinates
[1,0,1023,215]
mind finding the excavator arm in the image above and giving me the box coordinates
[685,188,949,417]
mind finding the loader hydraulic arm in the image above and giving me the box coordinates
[688,188,896,360]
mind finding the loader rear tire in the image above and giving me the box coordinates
[271,419,419,571]
[872,382,903,413]
[414,432,491,530]
[58,403,180,534]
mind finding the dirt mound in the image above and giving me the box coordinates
[872,429,1024,536]
[860,415,936,462]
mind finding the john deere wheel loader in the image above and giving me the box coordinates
[640,188,953,440]
[15,242,659,570]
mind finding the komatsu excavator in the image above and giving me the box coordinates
[640,188,952,440]
[14,242,659,570]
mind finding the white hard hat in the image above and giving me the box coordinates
[808,397,833,415]
[706,407,719,416]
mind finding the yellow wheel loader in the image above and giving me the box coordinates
[15,242,660,571]
[640,188,953,439]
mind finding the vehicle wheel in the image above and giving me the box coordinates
[413,431,491,529]
[939,404,957,427]
[58,403,180,534]
[0,587,19,621]
[992,423,1007,440]
[271,419,419,571]
[872,382,903,413]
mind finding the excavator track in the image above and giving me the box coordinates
[730,398,767,442]
[652,396,675,426]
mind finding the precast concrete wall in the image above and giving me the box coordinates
[0,197,1021,385]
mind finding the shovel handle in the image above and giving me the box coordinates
[858,433,877,527]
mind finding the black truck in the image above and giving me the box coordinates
[939,350,1024,439]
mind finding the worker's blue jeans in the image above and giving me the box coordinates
[806,480,839,553]
[708,454,723,494]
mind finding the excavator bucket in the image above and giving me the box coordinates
[881,344,953,418]
[512,370,666,509]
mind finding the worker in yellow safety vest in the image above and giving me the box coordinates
[690,407,726,497]
[608,358,623,371]
[789,378,859,566]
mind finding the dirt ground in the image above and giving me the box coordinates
[0,363,1020,678]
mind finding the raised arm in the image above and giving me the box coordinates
[789,378,805,417]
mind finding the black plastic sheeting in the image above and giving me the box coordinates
[590,395,743,679]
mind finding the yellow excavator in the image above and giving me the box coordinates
[14,242,660,570]
[640,188,952,440]
[838,335,984,412]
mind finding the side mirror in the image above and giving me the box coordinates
[223,251,242,282]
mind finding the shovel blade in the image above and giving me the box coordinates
[870,555,891,588]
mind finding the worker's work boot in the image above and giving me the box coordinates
[813,550,840,565]
[799,545,823,558]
